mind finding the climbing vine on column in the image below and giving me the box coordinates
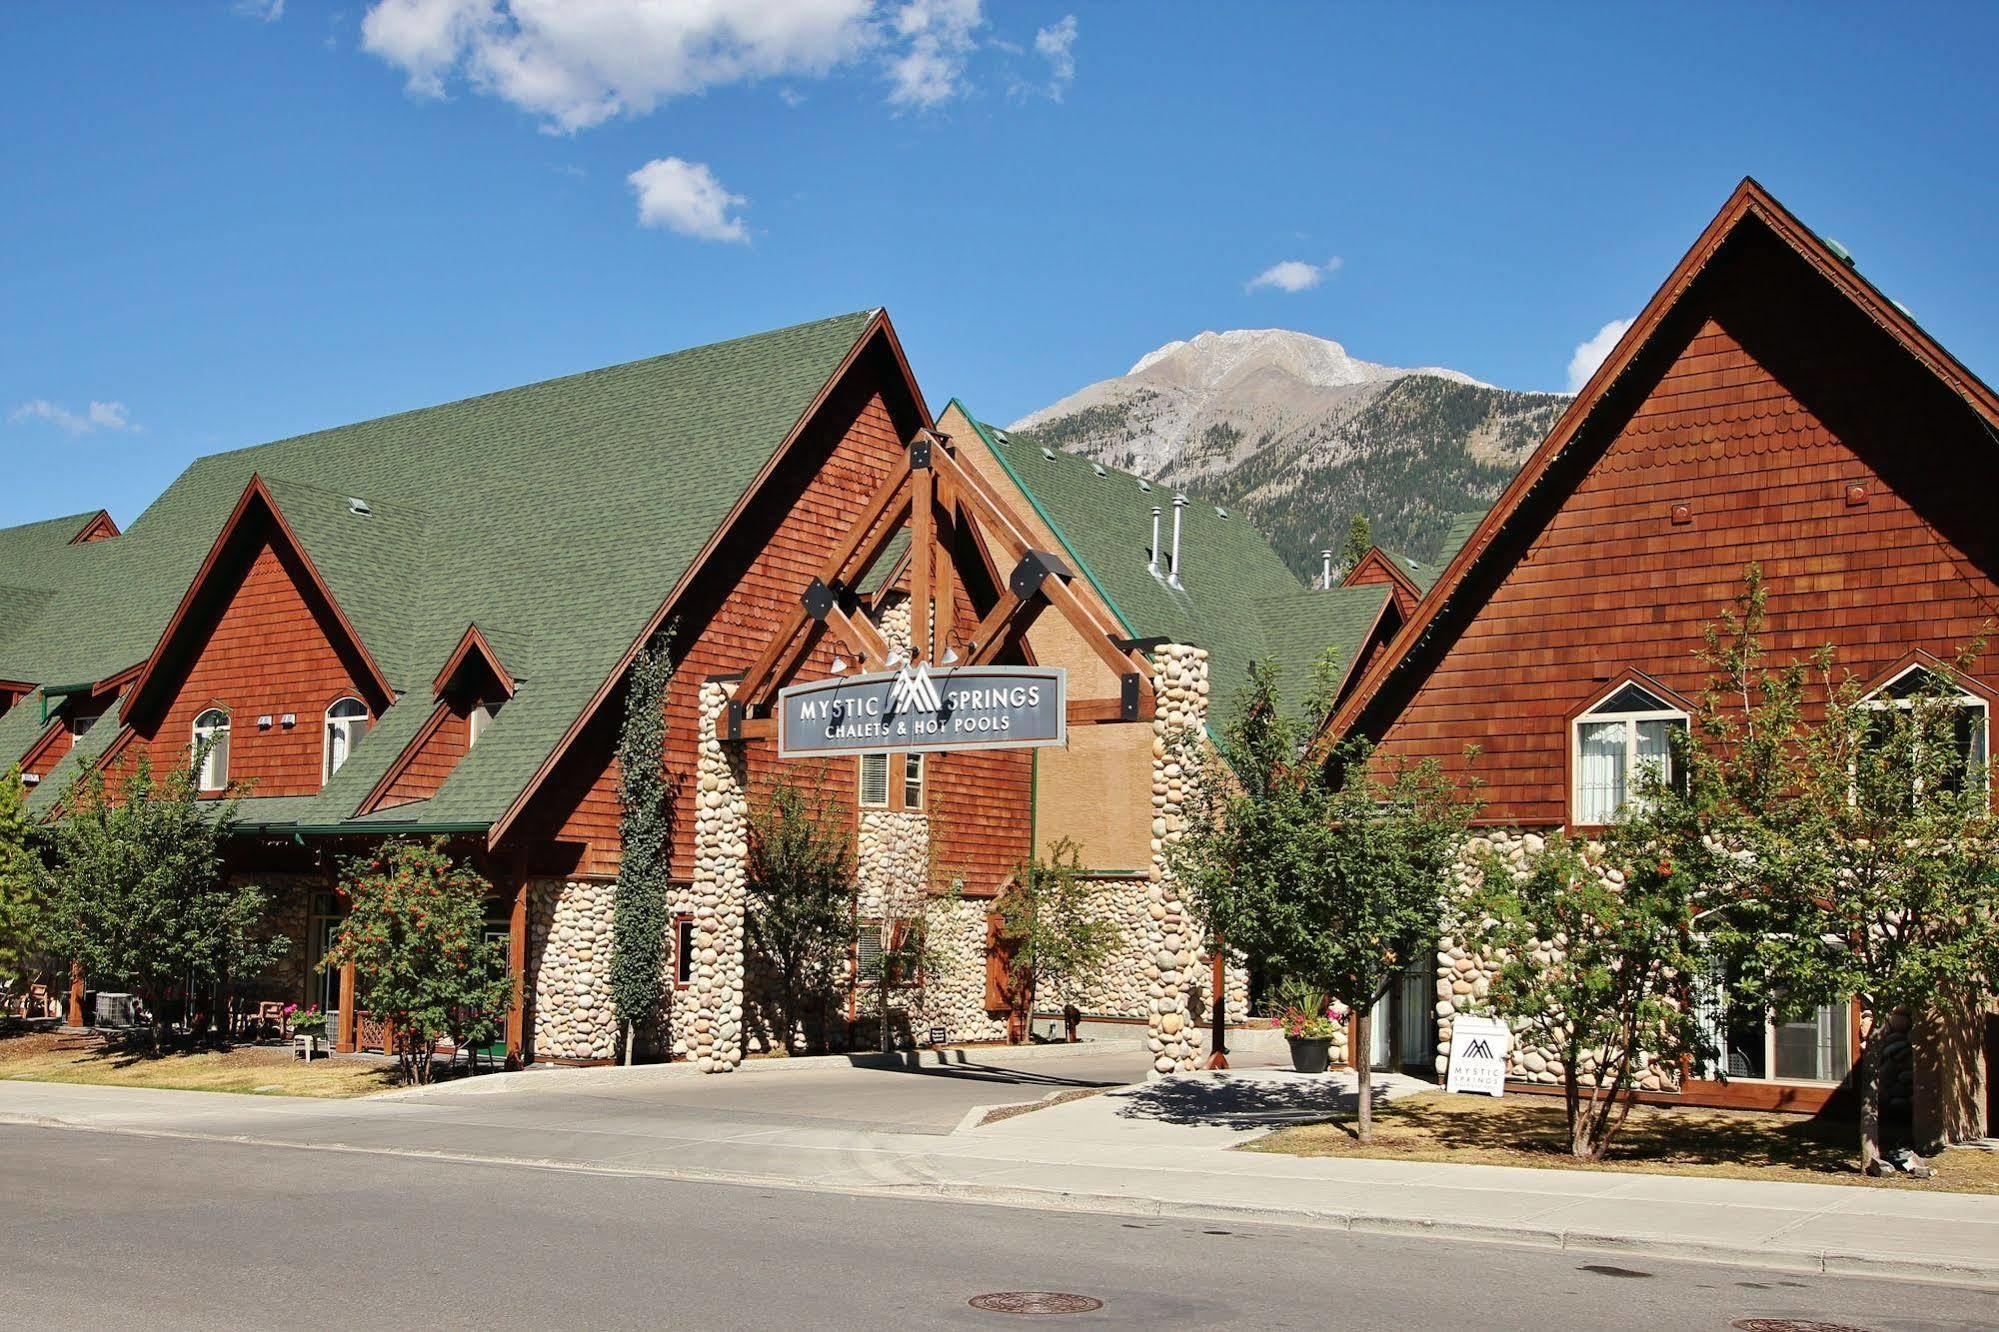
[610,625,676,1063]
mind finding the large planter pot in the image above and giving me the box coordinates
[1286,1035,1332,1074]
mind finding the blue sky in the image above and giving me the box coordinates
[6,2,1999,531]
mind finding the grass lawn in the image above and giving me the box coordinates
[1243,1088,1999,1195]
[0,1031,399,1098]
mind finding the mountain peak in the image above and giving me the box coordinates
[1125,328,1490,392]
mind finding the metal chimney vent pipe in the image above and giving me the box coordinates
[1148,506,1162,576]
[1168,495,1187,588]
[1320,548,1334,589]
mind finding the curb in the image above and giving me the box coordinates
[7,1112,1999,1290]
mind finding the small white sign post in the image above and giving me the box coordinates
[1445,1015,1511,1097]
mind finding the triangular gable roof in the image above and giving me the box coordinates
[486,309,927,843]
[118,474,397,728]
[1328,177,1999,745]
[1341,546,1426,605]
[433,622,519,700]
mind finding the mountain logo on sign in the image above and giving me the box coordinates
[1463,1038,1495,1060]
[887,661,943,714]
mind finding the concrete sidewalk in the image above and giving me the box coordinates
[4,1067,1998,1288]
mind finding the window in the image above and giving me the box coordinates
[1860,665,1988,795]
[855,919,913,988]
[323,697,367,783]
[192,708,230,792]
[467,701,499,749]
[1571,681,1687,824]
[902,752,925,810]
[856,918,885,981]
[859,753,890,808]
[70,708,103,737]
[1694,956,1852,1084]
[674,917,695,987]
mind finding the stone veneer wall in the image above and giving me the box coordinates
[1057,874,1249,1025]
[527,879,617,1061]
[239,873,315,1004]
[1437,829,1910,1109]
[1144,644,1209,1076]
[681,680,748,1071]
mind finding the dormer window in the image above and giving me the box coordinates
[1571,680,1687,825]
[324,697,368,783]
[193,708,231,792]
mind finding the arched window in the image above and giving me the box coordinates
[1571,680,1687,825]
[193,708,231,792]
[324,697,368,783]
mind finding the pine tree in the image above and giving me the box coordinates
[1340,514,1372,576]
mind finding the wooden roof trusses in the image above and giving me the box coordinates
[730,428,1158,740]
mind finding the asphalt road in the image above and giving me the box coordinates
[5,1125,1994,1331]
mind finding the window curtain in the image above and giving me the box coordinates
[1576,720,1627,822]
[1634,719,1674,792]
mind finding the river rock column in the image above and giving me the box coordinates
[690,679,748,1072]
[1146,643,1209,1078]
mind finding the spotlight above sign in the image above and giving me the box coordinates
[776,664,1067,758]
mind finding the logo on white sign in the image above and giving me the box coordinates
[887,661,943,714]
[1445,1015,1511,1097]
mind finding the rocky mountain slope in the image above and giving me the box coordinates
[1011,329,1567,578]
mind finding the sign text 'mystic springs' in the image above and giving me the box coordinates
[777,665,1066,757]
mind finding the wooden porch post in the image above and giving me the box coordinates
[505,878,528,1067]
[336,961,357,1053]
[67,960,85,1027]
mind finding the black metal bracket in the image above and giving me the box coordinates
[1120,672,1142,721]
[908,433,933,469]
[725,700,745,742]
[801,577,836,622]
[1008,549,1074,602]
[1115,635,1171,654]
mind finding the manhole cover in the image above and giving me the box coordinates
[968,1292,1104,1316]
[1732,1321,1876,1332]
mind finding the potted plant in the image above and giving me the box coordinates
[290,1004,328,1060]
[1271,983,1344,1074]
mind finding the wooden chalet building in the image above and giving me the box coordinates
[0,311,1398,1065]
[1328,179,1999,1134]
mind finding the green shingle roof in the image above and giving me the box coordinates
[963,403,1389,722]
[7,311,881,828]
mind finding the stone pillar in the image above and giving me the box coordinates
[690,679,749,1072]
[1145,643,1208,1078]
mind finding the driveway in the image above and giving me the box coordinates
[437,1043,1161,1135]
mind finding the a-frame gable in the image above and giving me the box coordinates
[1341,546,1425,618]
[1328,178,1999,757]
[488,311,932,848]
[111,475,397,799]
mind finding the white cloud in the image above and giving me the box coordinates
[235,0,285,20]
[1032,15,1076,99]
[628,157,748,242]
[8,399,139,437]
[1246,256,1343,294]
[885,0,982,109]
[1566,317,1634,391]
[361,0,912,132]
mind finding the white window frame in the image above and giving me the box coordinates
[1569,681,1688,826]
[323,696,368,784]
[902,752,925,811]
[193,708,231,793]
[859,753,890,809]
[1692,948,1853,1085]
[1858,663,1989,794]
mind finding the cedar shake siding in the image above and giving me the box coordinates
[125,534,376,798]
[1343,181,1999,828]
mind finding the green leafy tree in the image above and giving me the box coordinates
[1179,662,1478,1141]
[1468,831,1714,1161]
[0,765,42,986]
[39,750,286,1044]
[325,838,513,1085]
[1339,513,1372,577]
[854,884,956,1054]
[610,629,675,1064]
[1699,577,1999,1170]
[993,838,1120,1044]
[744,780,856,1055]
